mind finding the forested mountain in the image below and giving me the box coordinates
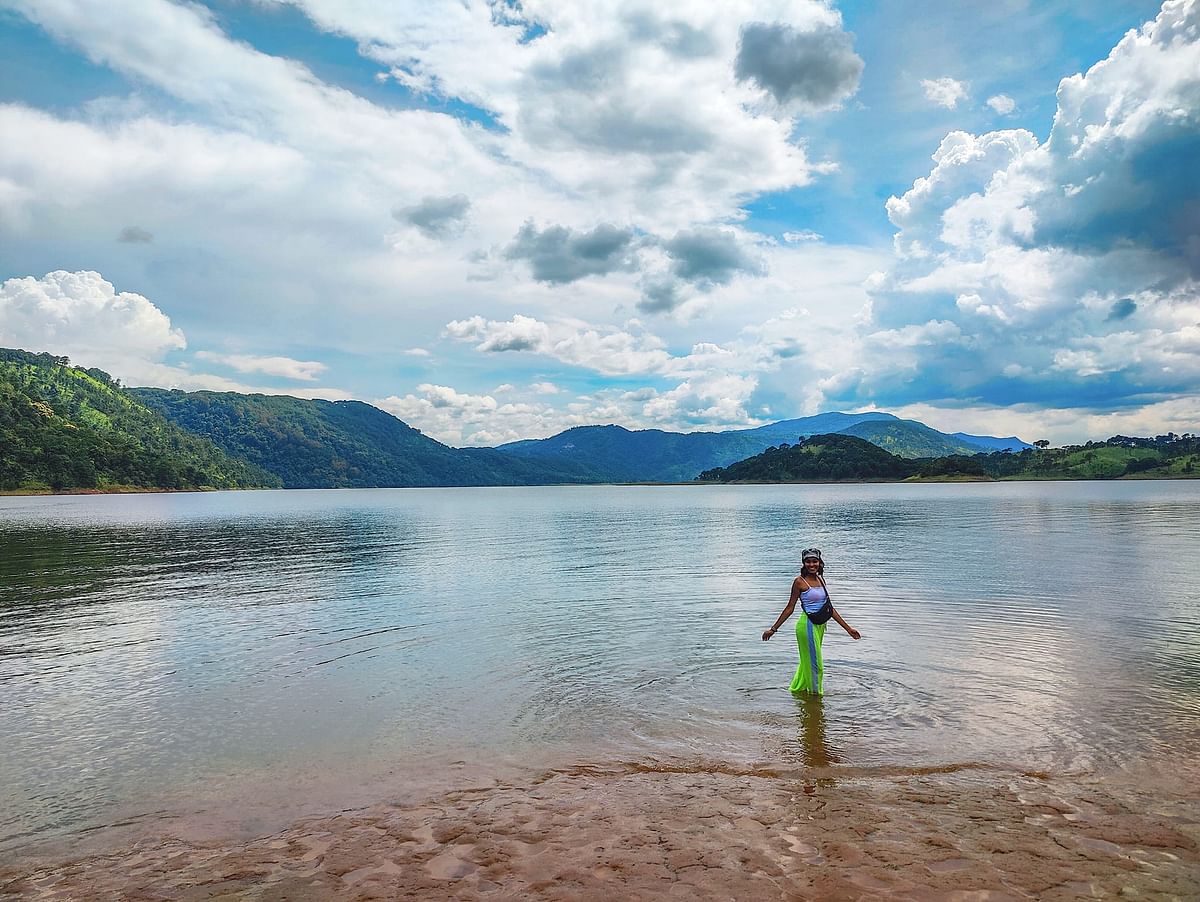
[12,345,1184,493]
[495,424,776,483]
[0,349,277,491]
[698,434,918,482]
[697,433,1200,483]
[837,419,988,457]
[497,412,1029,482]
[132,388,601,488]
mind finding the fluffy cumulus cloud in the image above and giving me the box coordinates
[286,0,858,229]
[734,21,863,110]
[379,362,766,445]
[921,77,969,109]
[426,298,883,441]
[0,270,184,378]
[376,383,595,446]
[0,270,349,396]
[8,0,1197,444]
[822,0,1200,428]
[0,0,874,440]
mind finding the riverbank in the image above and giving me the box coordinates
[2,757,1196,900]
[0,485,228,496]
[4,472,1198,495]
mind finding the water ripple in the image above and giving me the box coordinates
[1,482,1198,848]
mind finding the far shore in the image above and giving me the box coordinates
[0,485,231,497]
[2,472,1198,497]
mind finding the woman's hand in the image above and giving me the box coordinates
[762,628,776,641]
[847,627,861,640]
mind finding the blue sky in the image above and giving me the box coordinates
[0,0,1196,446]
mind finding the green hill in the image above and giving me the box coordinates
[498,413,1028,482]
[697,434,918,482]
[977,436,1199,480]
[0,348,278,491]
[838,419,986,458]
[698,433,1200,484]
[132,388,601,489]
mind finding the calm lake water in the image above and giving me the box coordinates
[2,482,1199,851]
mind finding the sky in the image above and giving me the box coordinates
[1,0,1197,447]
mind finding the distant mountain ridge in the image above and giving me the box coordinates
[132,389,600,489]
[2,344,1032,491]
[496,412,1030,483]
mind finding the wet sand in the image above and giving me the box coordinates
[3,760,1197,900]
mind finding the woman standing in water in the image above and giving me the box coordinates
[762,548,860,695]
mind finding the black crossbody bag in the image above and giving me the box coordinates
[805,575,835,625]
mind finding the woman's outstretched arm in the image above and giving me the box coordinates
[763,577,803,641]
[831,607,861,640]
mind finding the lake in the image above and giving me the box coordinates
[2,482,1198,897]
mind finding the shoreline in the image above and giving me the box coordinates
[2,473,1198,496]
[0,485,233,497]
[3,755,1197,900]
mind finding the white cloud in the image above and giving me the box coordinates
[831,0,1200,432]
[235,0,852,228]
[638,371,760,426]
[0,0,871,380]
[921,77,969,109]
[893,397,1200,446]
[376,383,577,446]
[444,314,681,376]
[376,367,769,445]
[0,269,352,397]
[733,20,864,112]
[0,270,184,379]
[193,351,328,381]
[4,0,1195,446]
[986,93,1016,115]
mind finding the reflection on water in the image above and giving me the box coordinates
[794,695,839,769]
[1,482,1199,849]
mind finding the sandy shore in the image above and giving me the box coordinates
[3,760,1196,901]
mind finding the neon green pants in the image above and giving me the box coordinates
[789,613,826,695]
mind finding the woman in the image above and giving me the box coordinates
[762,548,860,695]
